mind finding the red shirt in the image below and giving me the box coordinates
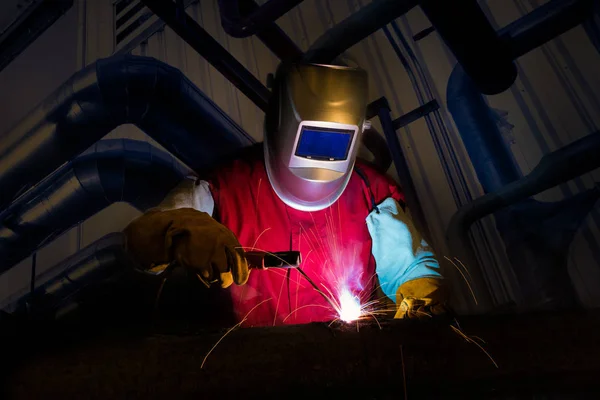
[208,147,403,326]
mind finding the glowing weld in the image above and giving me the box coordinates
[337,287,362,323]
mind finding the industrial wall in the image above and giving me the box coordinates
[1,0,599,313]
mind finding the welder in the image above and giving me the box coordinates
[124,63,447,326]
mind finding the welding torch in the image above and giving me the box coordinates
[247,251,338,312]
[144,251,302,284]
[245,251,301,270]
[143,250,337,312]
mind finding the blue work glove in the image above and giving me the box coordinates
[366,198,445,318]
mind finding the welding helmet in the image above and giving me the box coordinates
[264,63,369,211]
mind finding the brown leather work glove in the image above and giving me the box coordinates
[123,208,249,288]
[394,277,448,320]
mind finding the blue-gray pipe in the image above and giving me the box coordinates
[14,233,127,319]
[446,65,522,193]
[0,55,254,212]
[0,139,188,274]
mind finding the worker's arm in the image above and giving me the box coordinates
[123,176,248,288]
[155,176,215,215]
[366,198,447,319]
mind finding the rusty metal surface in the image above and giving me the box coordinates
[2,310,600,399]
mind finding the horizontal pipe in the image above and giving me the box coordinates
[141,0,271,110]
[393,100,439,130]
[500,0,595,59]
[303,0,418,64]
[0,55,253,213]
[14,233,127,319]
[217,0,304,38]
[450,130,600,231]
[447,131,600,283]
[0,139,187,273]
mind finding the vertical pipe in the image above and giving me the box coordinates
[419,0,517,95]
[446,65,522,192]
[377,105,431,242]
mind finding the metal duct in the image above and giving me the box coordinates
[13,233,127,320]
[0,55,254,212]
[0,138,188,274]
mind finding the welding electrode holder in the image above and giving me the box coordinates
[245,251,301,269]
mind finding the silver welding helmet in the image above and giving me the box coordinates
[264,63,369,211]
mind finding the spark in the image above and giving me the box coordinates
[444,256,478,305]
[251,227,271,250]
[273,269,288,326]
[153,276,169,315]
[282,304,332,323]
[450,325,498,368]
[400,345,408,400]
[201,298,272,369]
[453,257,473,282]
[363,311,382,330]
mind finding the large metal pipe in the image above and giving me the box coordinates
[448,131,600,243]
[447,65,522,193]
[446,132,600,309]
[303,0,592,94]
[500,0,596,59]
[10,233,127,319]
[0,139,188,274]
[445,0,598,309]
[0,55,253,212]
